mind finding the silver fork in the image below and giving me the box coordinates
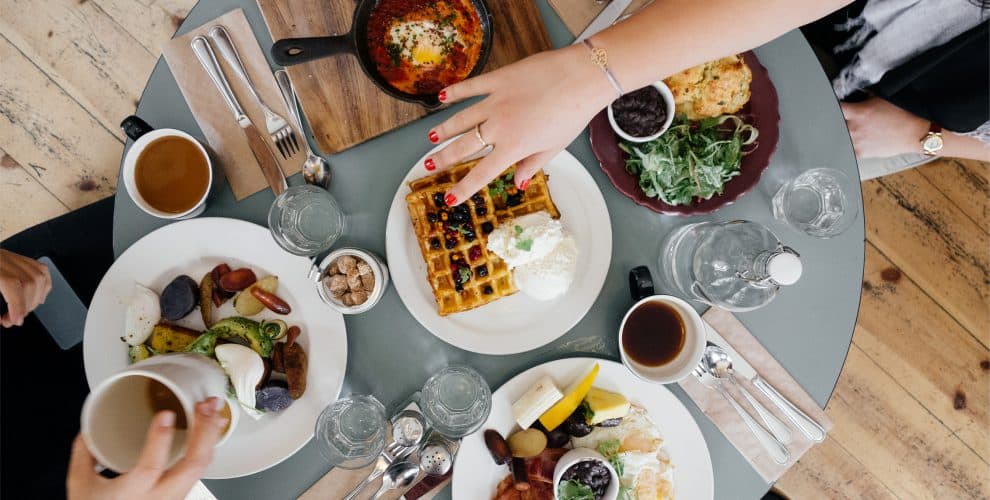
[207,25,299,159]
[693,360,790,465]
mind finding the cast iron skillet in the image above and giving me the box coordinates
[271,0,493,109]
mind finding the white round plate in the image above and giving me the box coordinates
[385,147,612,355]
[452,358,714,500]
[83,218,347,479]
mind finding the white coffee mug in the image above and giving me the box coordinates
[619,266,706,384]
[80,353,229,472]
[120,115,212,220]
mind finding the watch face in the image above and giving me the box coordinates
[923,134,944,153]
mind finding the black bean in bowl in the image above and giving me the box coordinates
[560,459,612,499]
[612,85,667,138]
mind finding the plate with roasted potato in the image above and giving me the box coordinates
[83,217,347,478]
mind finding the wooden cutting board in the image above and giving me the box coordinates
[255,0,552,154]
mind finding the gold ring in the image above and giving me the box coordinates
[474,124,490,149]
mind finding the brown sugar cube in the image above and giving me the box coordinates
[327,260,339,276]
[350,290,368,305]
[356,261,372,276]
[360,273,375,291]
[336,255,357,274]
[341,293,355,306]
[324,274,348,297]
[346,268,362,291]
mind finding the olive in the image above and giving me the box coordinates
[564,406,593,437]
[545,427,570,448]
[596,418,623,427]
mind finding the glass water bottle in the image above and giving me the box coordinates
[658,220,802,312]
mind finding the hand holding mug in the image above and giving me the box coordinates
[67,398,228,500]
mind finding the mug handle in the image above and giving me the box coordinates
[629,266,655,301]
[120,115,154,141]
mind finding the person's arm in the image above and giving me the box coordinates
[841,98,990,162]
[428,0,854,205]
[0,249,52,327]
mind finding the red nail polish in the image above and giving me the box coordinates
[428,130,439,143]
[438,90,447,102]
[445,193,457,206]
[519,179,530,191]
[425,158,436,171]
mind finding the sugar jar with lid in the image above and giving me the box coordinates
[657,220,801,312]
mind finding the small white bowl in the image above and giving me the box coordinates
[316,248,389,315]
[607,81,675,143]
[553,448,620,500]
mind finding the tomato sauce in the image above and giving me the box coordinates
[366,0,484,96]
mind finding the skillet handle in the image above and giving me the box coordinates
[271,36,351,66]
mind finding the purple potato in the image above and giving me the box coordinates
[160,275,199,321]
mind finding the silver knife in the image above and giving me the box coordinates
[704,323,827,442]
[191,36,287,196]
[573,0,634,44]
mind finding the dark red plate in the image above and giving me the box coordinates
[589,51,780,215]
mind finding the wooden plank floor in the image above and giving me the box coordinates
[1,1,987,498]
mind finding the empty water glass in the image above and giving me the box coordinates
[772,168,858,238]
[315,395,387,469]
[419,365,491,438]
[268,185,345,256]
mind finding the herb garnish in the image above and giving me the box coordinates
[458,267,472,284]
[512,225,533,251]
[597,439,624,478]
[620,114,758,206]
[558,480,595,500]
[488,170,515,202]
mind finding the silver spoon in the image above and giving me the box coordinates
[702,346,790,465]
[371,461,420,500]
[705,344,792,445]
[273,69,331,189]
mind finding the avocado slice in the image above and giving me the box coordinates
[128,344,153,364]
[184,331,219,357]
[207,317,274,357]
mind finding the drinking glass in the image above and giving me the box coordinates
[268,185,345,256]
[419,365,492,438]
[772,168,858,238]
[314,395,387,469]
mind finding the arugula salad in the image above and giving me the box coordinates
[620,115,758,206]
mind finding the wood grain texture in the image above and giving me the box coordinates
[0,148,69,238]
[255,0,552,154]
[865,170,990,344]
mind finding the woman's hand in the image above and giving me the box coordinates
[424,44,614,205]
[0,249,52,327]
[841,97,929,159]
[67,398,229,500]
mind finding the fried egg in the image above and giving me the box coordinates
[570,406,674,499]
[388,20,458,67]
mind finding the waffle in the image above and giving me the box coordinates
[406,161,560,315]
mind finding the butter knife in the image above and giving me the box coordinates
[191,36,287,195]
[704,323,826,442]
[573,0,633,43]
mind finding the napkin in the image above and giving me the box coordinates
[678,308,833,483]
[161,9,300,200]
[300,462,451,500]
[184,481,217,500]
[547,0,655,37]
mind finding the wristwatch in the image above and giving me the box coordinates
[921,123,944,156]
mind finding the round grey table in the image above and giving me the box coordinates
[113,1,864,498]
